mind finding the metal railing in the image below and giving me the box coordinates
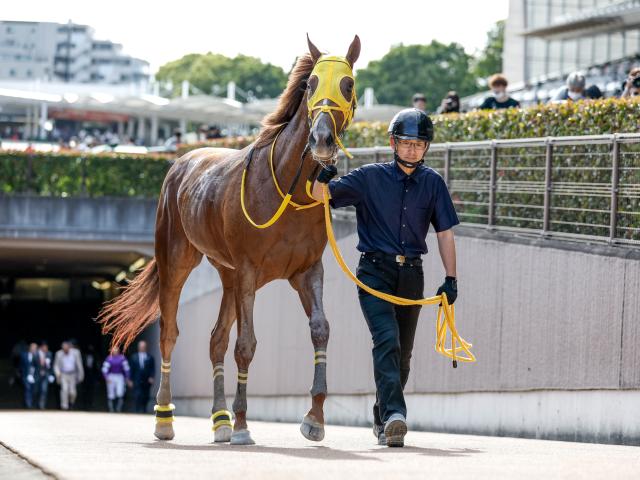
[338,133,640,247]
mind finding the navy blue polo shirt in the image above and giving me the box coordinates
[328,161,459,256]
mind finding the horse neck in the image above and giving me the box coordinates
[269,102,316,203]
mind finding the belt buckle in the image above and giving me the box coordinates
[395,255,406,265]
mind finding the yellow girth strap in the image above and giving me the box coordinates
[321,185,475,365]
[307,55,356,159]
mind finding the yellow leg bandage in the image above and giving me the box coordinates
[154,403,175,424]
[211,409,233,431]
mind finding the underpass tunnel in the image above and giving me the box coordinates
[0,243,152,410]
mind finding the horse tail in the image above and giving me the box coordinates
[98,258,160,350]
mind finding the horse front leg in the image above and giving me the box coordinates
[230,267,257,445]
[290,260,329,441]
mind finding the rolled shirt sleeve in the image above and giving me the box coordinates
[430,176,460,232]
[328,167,367,208]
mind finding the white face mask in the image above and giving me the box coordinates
[568,90,583,101]
[493,90,508,101]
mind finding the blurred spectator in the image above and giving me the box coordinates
[82,344,100,410]
[207,126,222,139]
[551,72,586,103]
[36,341,53,409]
[164,129,183,152]
[10,340,27,388]
[478,74,520,110]
[437,91,460,114]
[54,341,84,410]
[621,67,640,98]
[102,346,130,413]
[412,93,427,112]
[128,341,155,413]
[585,84,603,100]
[20,343,38,408]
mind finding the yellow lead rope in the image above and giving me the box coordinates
[321,185,476,365]
[240,168,293,229]
[268,129,321,210]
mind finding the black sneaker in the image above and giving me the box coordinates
[373,423,386,445]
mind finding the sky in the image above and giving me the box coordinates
[5,0,510,74]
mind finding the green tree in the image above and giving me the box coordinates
[355,41,478,111]
[473,20,505,82]
[156,53,287,99]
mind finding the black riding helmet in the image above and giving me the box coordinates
[388,108,434,168]
[388,108,434,141]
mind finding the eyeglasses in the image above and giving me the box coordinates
[397,140,428,151]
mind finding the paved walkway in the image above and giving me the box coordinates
[0,411,638,479]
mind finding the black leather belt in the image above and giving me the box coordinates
[362,251,422,267]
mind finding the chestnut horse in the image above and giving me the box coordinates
[99,35,361,445]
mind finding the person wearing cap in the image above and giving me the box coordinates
[551,72,587,103]
[412,93,427,112]
[310,108,459,447]
[478,74,520,110]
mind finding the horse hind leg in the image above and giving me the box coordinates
[229,266,258,445]
[153,216,203,440]
[289,260,329,442]
[209,264,236,443]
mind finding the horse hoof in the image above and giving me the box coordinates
[300,414,325,442]
[214,425,232,443]
[230,429,255,445]
[154,423,175,440]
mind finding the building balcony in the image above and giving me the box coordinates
[523,0,640,40]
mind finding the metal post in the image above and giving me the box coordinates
[488,141,497,228]
[80,156,87,197]
[542,138,553,234]
[443,145,451,188]
[609,135,620,243]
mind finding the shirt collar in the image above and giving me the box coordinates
[391,161,423,183]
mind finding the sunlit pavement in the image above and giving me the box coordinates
[0,411,638,480]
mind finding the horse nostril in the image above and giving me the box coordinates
[326,132,334,147]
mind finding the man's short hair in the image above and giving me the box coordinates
[488,74,508,88]
[412,93,426,102]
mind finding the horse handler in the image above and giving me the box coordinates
[311,108,460,447]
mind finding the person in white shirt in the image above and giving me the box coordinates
[53,341,84,410]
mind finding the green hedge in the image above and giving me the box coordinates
[176,98,640,153]
[0,152,172,197]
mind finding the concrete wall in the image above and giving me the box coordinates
[162,224,640,444]
[0,195,156,243]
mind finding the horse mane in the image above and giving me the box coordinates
[254,53,315,148]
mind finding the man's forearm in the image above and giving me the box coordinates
[436,229,457,277]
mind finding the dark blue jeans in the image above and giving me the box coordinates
[356,253,423,425]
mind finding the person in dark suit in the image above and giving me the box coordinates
[128,341,155,413]
[20,343,39,408]
[36,341,54,409]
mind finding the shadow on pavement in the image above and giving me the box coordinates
[128,442,380,461]
[368,446,484,457]
[123,441,483,460]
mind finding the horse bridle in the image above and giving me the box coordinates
[240,54,357,228]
